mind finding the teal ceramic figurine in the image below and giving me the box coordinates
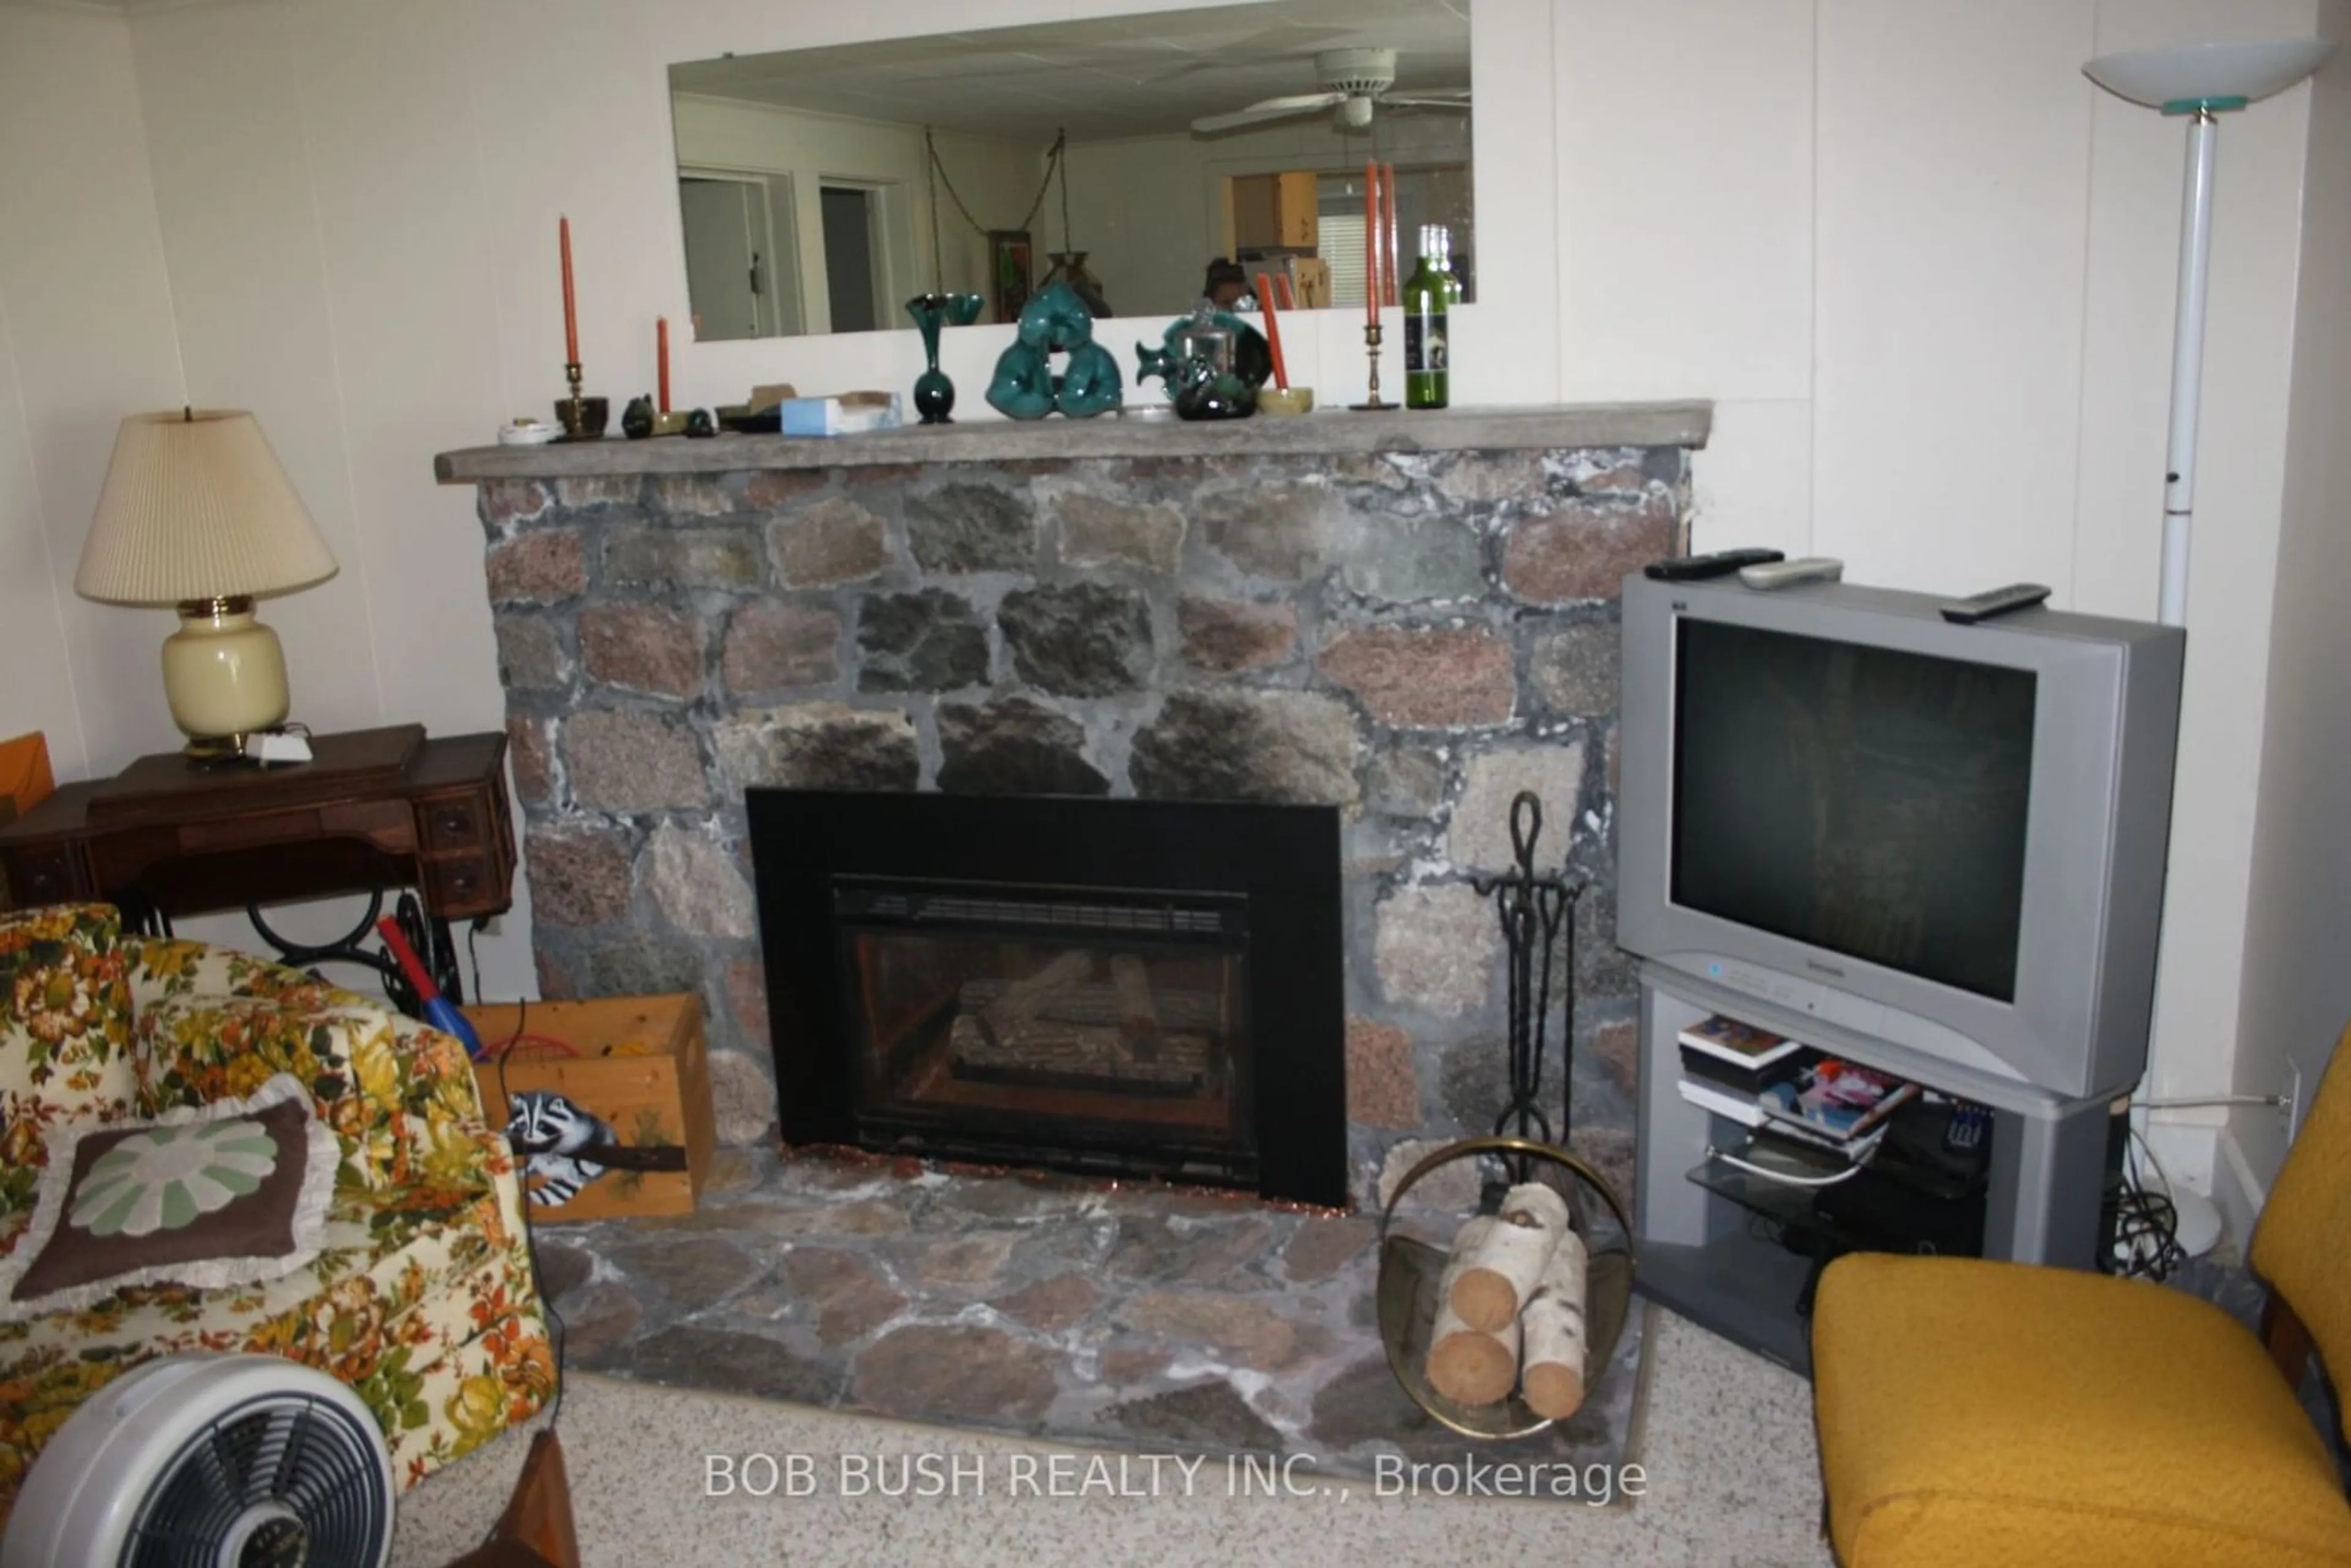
[985,280,1123,419]
[1058,342,1124,418]
[1136,307,1272,421]
[906,291,983,424]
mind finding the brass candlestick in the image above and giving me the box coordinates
[554,362,608,441]
[1349,321,1396,412]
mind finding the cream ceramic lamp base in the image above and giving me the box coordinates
[162,595,290,754]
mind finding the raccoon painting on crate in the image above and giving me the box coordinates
[463,993,717,1222]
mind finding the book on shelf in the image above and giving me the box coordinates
[1678,1014,1807,1070]
[1760,1057,1920,1143]
[1676,1076,1768,1128]
[1679,1042,1818,1096]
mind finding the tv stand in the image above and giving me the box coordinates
[1633,962,2120,1375]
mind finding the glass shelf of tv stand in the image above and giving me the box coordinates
[1685,1128,1857,1234]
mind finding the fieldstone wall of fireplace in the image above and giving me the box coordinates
[446,408,1707,1208]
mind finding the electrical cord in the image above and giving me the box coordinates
[2105,1125,2186,1280]
[1707,1125,1889,1188]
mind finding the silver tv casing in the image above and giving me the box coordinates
[1616,575,2186,1101]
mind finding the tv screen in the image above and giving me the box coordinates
[1671,620,2037,1001]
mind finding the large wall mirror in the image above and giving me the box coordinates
[667,0,1472,339]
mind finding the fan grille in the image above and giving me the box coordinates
[122,1391,389,1568]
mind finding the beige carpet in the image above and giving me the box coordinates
[388,1308,1831,1567]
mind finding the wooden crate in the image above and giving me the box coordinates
[462,993,715,1223]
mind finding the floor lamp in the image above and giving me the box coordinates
[2082,38,2338,628]
[2082,38,2338,1261]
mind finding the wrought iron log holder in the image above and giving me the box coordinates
[1469,790,1588,1187]
[1371,790,1632,1440]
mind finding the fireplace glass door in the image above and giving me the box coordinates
[833,877,1255,1185]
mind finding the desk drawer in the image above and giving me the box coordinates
[424,852,500,916]
[421,795,489,852]
[176,800,414,857]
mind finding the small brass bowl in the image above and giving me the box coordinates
[1256,386,1315,417]
[554,396,609,440]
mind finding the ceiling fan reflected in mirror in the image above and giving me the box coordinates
[1191,47,1470,135]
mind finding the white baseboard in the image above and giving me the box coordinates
[2213,1128,2268,1258]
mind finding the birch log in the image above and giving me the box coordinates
[1427,1215,1519,1405]
[981,950,1094,1034]
[1108,953,1160,1056]
[1448,1182,1570,1333]
[1518,1227,1591,1419]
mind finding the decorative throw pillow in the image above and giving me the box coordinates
[0,1072,337,1319]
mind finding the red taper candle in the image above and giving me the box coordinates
[1382,163,1400,308]
[656,316,670,414]
[560,216,579,365]
[1254,272,1289,392]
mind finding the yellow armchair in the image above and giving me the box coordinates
[1811,1027,2351,1567]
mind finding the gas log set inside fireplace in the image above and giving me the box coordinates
[751,790,1348,1207]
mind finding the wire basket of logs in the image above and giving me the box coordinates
[1376,1136,1636,1440]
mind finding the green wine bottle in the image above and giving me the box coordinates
[1403,224,1456,410]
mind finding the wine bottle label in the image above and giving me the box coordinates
[1405,312,1449,373]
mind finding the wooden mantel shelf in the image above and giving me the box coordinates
[433,401,1712,483]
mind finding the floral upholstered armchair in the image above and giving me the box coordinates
[0,903,552,1525]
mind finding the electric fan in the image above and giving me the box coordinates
[1,1353,394,1568]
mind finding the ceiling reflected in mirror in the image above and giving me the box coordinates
[668,0,1472,340]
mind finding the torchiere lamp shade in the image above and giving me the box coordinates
[75,410,337,607]
[75,410,339,751]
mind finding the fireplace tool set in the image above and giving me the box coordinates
[1376,791,1638,1439]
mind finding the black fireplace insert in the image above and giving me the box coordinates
[748,790,1346,1207]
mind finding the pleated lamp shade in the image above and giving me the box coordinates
[75,410,338,607]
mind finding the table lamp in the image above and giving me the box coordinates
[74,409,339,760]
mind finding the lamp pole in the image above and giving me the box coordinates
[2157,110,2219,628]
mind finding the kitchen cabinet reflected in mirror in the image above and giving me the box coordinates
[666,0,1472,340]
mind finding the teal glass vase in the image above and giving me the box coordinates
[906,292,982,424]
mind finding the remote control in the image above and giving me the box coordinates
[1941,583,2052,625]
[1643,547,1785,583]
[1738,555,1844,590]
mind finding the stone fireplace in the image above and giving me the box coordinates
[439,405,1710,1210]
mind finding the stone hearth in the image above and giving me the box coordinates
[440,406,1709,1207]
[528,1143,1650,1480]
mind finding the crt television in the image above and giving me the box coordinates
[1616,574,2185,1100]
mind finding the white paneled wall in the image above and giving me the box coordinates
[2231,0,2351,1211]
[1813,1,2098,598]
[0,0,2329,1191]
[0,6,186,781]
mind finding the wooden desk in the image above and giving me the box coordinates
[0,726,514,1004]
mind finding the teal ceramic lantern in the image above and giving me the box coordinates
[984,280,1122,420]
[1136,306,1271,421]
